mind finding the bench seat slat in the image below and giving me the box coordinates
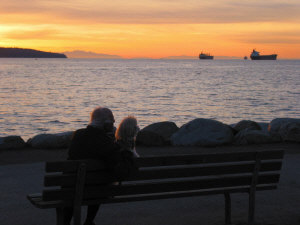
[84,174,280,199]
[44,171,113,187]
[27,194,72,209]
[44,161,282,187]
[42,173,280,201]
[45,150,284,173]
[46,160,107,173]
[30,184,278,209]
[86,184,278,204]
[136,150,284,167]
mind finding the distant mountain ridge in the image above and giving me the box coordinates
[63,50,122,59]
[160,55,197,59]
[0,47,67,58]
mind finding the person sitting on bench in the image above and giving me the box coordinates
[64,107,136,225]
[115,115,140,158]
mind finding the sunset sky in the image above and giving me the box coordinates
[0,0,300,58]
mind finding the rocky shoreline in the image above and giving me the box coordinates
[1,118,299,150]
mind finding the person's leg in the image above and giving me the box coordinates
[84,204,100,225]
[63,207,73,225]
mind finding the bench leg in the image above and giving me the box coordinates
[224,193,231,225]
[248,153,260,225]
[56,208,65,225]
[248,191,255,225]
[73,205,81,225]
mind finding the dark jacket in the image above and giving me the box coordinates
[68,125,137,180]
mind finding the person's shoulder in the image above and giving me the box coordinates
[74,127,87,134]
[72,127,88,138]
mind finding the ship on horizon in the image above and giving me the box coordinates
[250,49,277,60]
[199,52,214,60]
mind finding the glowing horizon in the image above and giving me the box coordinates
[1,0,300,59]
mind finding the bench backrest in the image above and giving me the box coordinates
[42,150,284,204]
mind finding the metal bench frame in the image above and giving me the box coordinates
[27,150,284,225]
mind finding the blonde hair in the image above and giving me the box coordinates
[115,116,138,142]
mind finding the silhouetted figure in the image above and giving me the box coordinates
[115,116,140,157]
[64,107,135,225]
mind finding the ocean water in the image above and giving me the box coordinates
[0,58,299,140]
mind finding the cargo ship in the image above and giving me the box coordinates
[199,52,214,60]
[250,49,277,60]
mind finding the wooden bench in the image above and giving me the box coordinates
[27,150,284,225]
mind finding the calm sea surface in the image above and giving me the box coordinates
[0,58,299,140]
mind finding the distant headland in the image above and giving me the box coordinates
[0,47,67,58]
[63,50,121,59]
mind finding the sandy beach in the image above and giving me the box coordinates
[0,142,300,225]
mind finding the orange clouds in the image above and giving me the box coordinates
[4,29,61,40]
[0,0,299,58]
[1,0,300,24]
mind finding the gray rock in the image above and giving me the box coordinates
[171,118,234,146]
[258,122,269,133]
[233,120,261,132]
[269,118,300,142]
[27,131,74,149]
[233,128,273,145]
[0,136,26,150]
[136,121,179,146]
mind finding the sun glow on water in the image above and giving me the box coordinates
[0,58,299,140]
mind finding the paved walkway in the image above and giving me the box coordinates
[1,154,300,225]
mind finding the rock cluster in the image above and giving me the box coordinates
[232,120,275,145]
[170,119,233,146]
[0,136,26,150]
[268,118,300,142]
[137,118,300,147]
[136,121,179,146]
[0,118,299,150]
[27,131,74,149]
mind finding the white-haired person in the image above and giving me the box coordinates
[65,107,136,225]
[115,116,140,157]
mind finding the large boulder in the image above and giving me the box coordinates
[136,121,179,146]
[269,118,300,142]
[0,136,26,150]
[170,118,234,146]
[258,122,269,133]
[27,131,74,149]
[233,128,273,145]
[233,120,261,132]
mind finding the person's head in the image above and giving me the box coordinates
[115,116,139,141]
[89,107,115,131]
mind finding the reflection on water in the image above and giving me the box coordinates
[0,58,299,140]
